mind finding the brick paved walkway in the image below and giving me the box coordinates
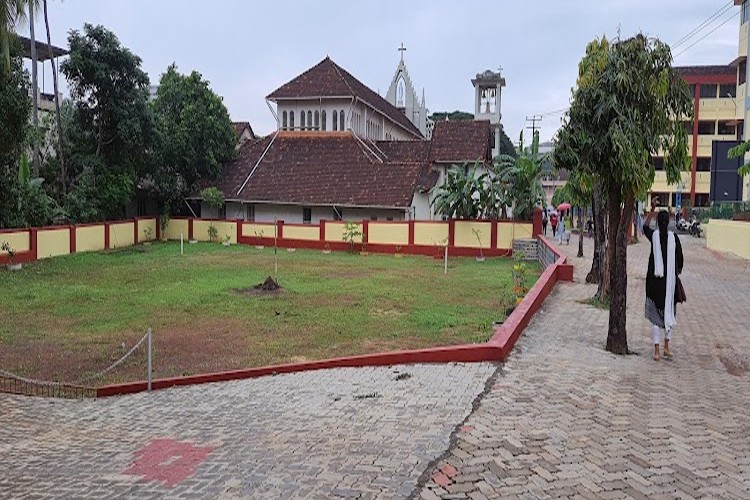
[0,363,496,499]
[419,235,750,499]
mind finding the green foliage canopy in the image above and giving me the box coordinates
[60,23,155,222]
[151,64,237,212]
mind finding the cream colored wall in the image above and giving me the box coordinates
[454,221,491,248]
[740,21,748,59]
[698,98,736,120]
[707,220,750,259]
[241,222,276,239]
[137,219,157,242]
[109,223,135,249]
[498,223,533,249]
[325,222,362,243]
[192,220,237,243]
[0,231,30,254]
[368,223,409,245]
[651,171,710,196]
[76,226,105,253]
[413,223,448,246]
[163,219,189,240]
[37,228,70,259]
[283,225,319,241]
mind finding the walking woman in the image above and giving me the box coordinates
[643,203,684,361]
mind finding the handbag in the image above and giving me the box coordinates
[675,277,686,303]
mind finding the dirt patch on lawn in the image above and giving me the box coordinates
[233,276,283,296]
[719,352,750,376]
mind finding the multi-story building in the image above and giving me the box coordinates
[648,2,750,209]
[648,65,742,209]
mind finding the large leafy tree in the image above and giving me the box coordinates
[0,38,31,227]
[561,34,692,354]
[151,64,237,216]
[60,24,155,221]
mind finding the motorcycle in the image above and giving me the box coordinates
[676,215,689,232]
[687,218,702,237]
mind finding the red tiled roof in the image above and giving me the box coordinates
[416,168,440,193]
[233,121,255,139]
[429,120,492,164]
[267,57,423,139]
[374,140,431,163]
[214,132,424,208]
[674,65,736,77]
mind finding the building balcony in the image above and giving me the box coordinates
[698,98,740,120]
[651,170,710,194]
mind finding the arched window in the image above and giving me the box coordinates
[301,111,306,130]
[314,111,319,130]
[333,110,338,131]
[340,110,345,131]
[290,111,295,129]
[321,110,326,131]
[307,111,312,130]
[282,111,287,130]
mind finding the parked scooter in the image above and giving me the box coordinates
[687,217,702,237]
[676,214,689,232]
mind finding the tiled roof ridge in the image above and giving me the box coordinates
[328,56,357,100]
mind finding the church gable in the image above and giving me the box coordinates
[385,47,430,138]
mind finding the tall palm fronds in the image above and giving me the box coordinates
[0,0,25,77]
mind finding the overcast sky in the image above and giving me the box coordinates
[30,0,741,143]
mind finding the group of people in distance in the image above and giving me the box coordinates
[541,209,567,244]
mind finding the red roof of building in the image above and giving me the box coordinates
[675,65,736,77]
[429,120,492,164]
[267,57,423,139]
[213,132,425,208]
[232,121,255,139]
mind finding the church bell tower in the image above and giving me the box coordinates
[472,69,506,157]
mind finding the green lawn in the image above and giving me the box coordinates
[0,242,539,385]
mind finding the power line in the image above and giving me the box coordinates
[672,1,733,49]
[674,10,740,59]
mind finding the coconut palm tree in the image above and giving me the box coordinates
[0,0,25,78]
[41,0,64,192]
[26,0,41,175]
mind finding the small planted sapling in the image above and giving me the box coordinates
[472,228,485,262]
[142,226,154,245]
[512,251,529,304]
[200,187,225,242]
[254,229,265,249]
[222,233,232,246]
[2,241,21,271]
[323,243,331,254]
[342,221,362,254]
[395,245,403,258]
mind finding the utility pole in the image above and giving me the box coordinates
[525,115,542,138]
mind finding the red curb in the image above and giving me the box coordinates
[95,237,570,398]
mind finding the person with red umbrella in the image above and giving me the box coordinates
[549,211,558,239]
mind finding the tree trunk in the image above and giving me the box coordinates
[577,205,584,258]
[606,191,634,355]
[43,0,65,194]
[29,1,39,176]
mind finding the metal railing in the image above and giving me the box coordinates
[0,328,153,399]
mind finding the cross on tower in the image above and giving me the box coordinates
[398,42,406,61]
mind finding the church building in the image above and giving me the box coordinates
[200,57,493,223]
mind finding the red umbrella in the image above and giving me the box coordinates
[557,202,572,211]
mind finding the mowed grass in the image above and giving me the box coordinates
[0,242,539,385]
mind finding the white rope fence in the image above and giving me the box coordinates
[0,328,153,397]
